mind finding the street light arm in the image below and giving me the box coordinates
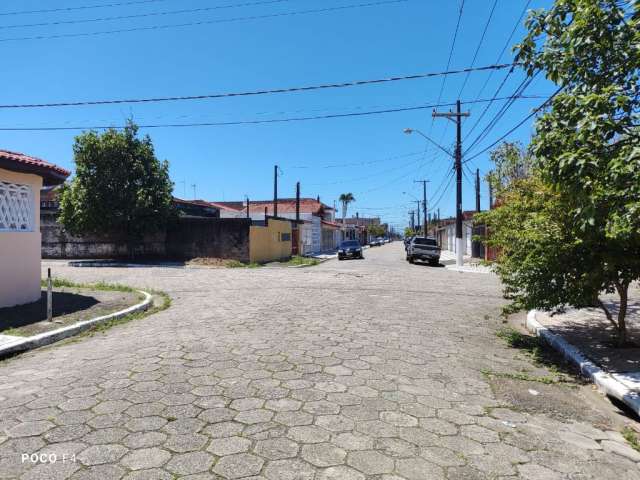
[403,128,454,158]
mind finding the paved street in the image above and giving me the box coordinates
[1,242,638,479]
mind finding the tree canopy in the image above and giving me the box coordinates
[59,122,174,255]
[480,0,640,345]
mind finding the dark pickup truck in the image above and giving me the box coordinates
[406,237,441,266]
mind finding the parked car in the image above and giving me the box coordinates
[406,237,440,265]
[369,237,383,247]
[404,236,414,251]
[338,240,364,260]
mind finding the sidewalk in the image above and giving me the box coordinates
[527,284,640,415]
[440,250,494,274]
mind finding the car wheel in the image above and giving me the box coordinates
[408,257,414,264]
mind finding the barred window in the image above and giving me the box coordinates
[0,181,33,232]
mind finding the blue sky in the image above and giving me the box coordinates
[0,0,555,230]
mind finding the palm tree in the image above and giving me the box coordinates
[339,193,356,225]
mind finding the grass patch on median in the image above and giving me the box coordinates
[481,368,567,385]
[226,260,262,269]
[285,256,320,267]
[622,427,640,452]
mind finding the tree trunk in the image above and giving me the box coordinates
[615,281,629,347]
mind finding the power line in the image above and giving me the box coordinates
[0,0,291,30]
[0,0,409,43]
[0,0,173,17]
[0,95,542,132]
[0,65,516,110]
[435,0,465,110]
[457,0,498,98]
[462,87,563,164]
[463,0,532,141]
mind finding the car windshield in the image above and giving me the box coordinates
[341,241,360,248]
[413,238,437,246]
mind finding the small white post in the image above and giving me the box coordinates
[47,268,53,322]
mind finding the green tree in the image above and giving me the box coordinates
[368,224,386,237]
[404,227,414,238]
[338,193,356,224]
[59,122,174,258]
[483,0,640,345]
[486,141,532,195]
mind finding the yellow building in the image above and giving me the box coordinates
[249,218,292,264]
[0,150,69,308]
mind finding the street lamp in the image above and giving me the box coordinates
[403,128,454,158]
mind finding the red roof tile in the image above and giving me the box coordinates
[0,149,70,186]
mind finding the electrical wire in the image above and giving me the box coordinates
[0,0,409,43]
[0,64,515,110]
[462,86,563,164]
[0,0,292,30]
[457,0,498,98]
[0,0,173,17]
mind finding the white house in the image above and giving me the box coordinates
[0,150,69,308]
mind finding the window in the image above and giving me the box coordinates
[0,181,33,232]
[281,232,291,242]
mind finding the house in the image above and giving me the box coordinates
[0,150,69,308]
[214,198,339,255]
[433,211,478,257]
[337,215,386,244]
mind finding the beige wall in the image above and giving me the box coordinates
[0,168,42,308]
[249,219,292,264]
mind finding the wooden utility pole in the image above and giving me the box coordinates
[475,168,481,212]
[295,182,300,223]
[432,100,470,267]
[414,179,430,236]
[273,165,278,217]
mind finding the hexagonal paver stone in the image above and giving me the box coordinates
[230,397,265,411]
[332,432,374,451]
[287,425,331,444]
[303,400,340,415]
[318,466,365,480]
[124,431,167,449]
[274,411,313,427]
[265,398,302,412]
[93,400,132,415]
[165,451,215,476]
[254,437,299,460]
[120,447,171,470]
[124,416,167,432]
[70,464,125,480]
[121,469,173,480]
[78,444,128,466]
[264,459,316,480]
[315,415,355,432]
[380,411,418,427]
[21,461,81,480]
[203,421,244,438]
[396,457,446,480]
[207,435,251,456]
[7,421,55,438]
[162,418,204,435]
[346,450,394,475]
[235,409,274,425]
[44,424,91,443]
[83,427,128,444]
[213,453,264,479]
[301,443,347,467]
[198,408,235,423]
[164,433,208,452]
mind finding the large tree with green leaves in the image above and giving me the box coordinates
[482,0,639,345]
[59,122,174,257]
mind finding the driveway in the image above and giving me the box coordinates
[0,243,638,479]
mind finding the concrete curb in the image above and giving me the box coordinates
[525,309,640,417]
[0,291,153,358]
[68,261,184,268]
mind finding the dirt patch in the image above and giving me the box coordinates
[0,287,142,337]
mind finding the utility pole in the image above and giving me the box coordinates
[409,210,415,231]
[432,99,470,267]
[413,201,421,232]
[246,196,250,219]
[475,168,481,212]
[273,165,278,217]
[488,180,493,210]
[295,182,300,223]
[414,180,429,236]
[191,183,197,199]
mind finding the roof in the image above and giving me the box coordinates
[0,150,70,186]
[321,220,341,229]
[215,198,334,216]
